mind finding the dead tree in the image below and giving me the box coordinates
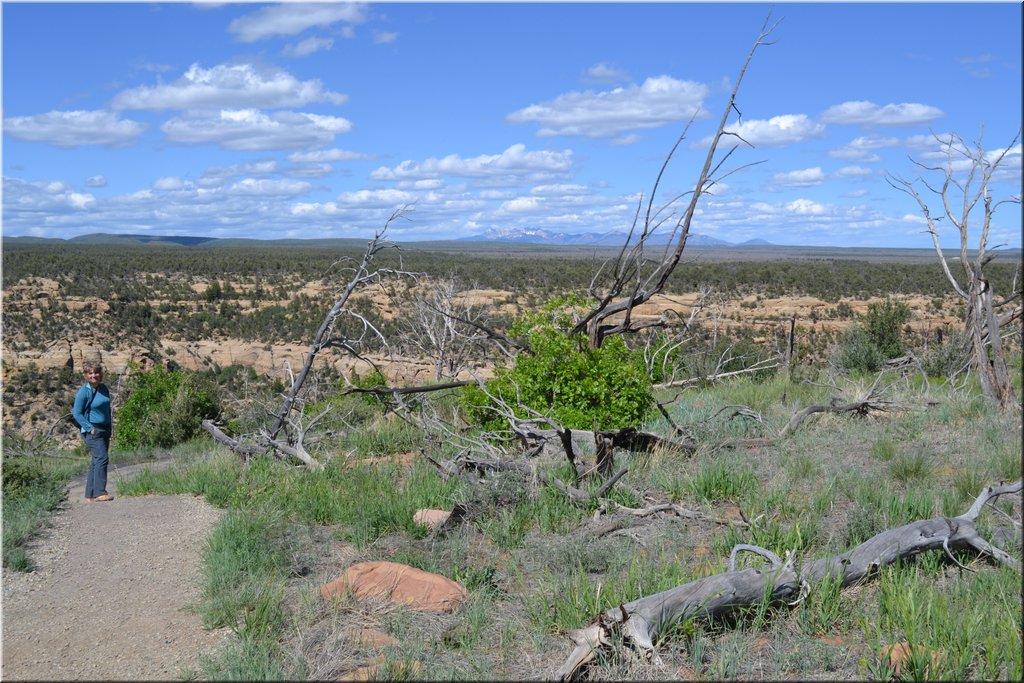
[888,129,1022,410]
[570,16,778,349]
[400,277,489,381]
[555,479,1022,680]
[203,209,420,470]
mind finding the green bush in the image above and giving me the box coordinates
[1,457,57,499]
[833,326,885,373]
[864,298,911,359]
[348,368,388,407]
[921,333,970,378]
[117,365,220,450]
[461,297,654,432]
[3,455,85,571]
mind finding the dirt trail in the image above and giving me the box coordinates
[2,459,232,681]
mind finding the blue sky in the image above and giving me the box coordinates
[3,1,1021,247]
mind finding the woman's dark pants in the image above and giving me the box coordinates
[83,429,110,498]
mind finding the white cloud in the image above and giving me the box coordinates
[834,165,873,178]
[821,100,944,126]
[336,188,417,206]
[373,31,398,44]
[499,197,543,213]
[787,198,828,215]
[85,175,107,188]
[749,198,830,216]
[369,144,573,181]
[829,135,901,162]
[2,177,99,215]
[531,183,589,195]
[227,178,312,196]
[228,3,367,43]
[3,110,145,147]
[282,37,335,58]
[201,160,279,181]
[507,76,708,138]
[161,109,353,150]
[67,192,95,209]
[111,63,347,110]
[288,148,376,162]
[583,63,629,82]
[769,167,826,188]
[154,176,186,191]
[396,179,446,190]
[285,162,335,179]
[694,114,826,150]
[610,134,642,146]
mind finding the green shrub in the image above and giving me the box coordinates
[461,297,654,432]
[833,326,885,373]
[921,333,970,378]
[1,457,58,499]
[864,298,911,359]
[2,455,85,570]
[348,368,388,406]
[117,365,220,450]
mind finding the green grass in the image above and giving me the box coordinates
[121,449,464,549]
[2,454,88,570]
[524,550,698,633]
[687,454,759,502]
[862,561,1023,680]
[82,365,1023,680]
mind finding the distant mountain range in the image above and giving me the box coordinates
[7,230,775,248]
[459,228,775,247]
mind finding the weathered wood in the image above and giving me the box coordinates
[528,427,696,461]
[201,419,261,459]
[555,479,1022,680]
[596,499,749,528]
[779,386,896,436]
[888,129,1022,410]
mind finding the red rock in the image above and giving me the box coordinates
[413,508,451,530]
[882,641,943,675]
[322,561,467,613]
[337,656,422,681]
[345,628,398,648]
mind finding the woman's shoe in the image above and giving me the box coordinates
[93,494,114,502]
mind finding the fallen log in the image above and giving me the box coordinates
[555,479,1021,680]
[201,419,262,460]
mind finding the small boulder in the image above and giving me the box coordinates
[337,656,422,681]
[345,627,398,649]
[413,508,451,530]
[882,641,943,675]
[322,561,467,613]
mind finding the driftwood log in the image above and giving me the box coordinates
[555,479,1022,680]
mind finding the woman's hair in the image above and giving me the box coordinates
[83,363,104,374]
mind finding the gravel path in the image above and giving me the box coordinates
[2,459,232,681]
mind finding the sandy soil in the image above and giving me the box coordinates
[1,461,232,681]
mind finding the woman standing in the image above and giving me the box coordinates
[73,364,113,502]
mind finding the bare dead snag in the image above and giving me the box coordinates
[555,479,1021,680]
[888,129,1022,410]
[268,209,421,448]
[568,18,779,349]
